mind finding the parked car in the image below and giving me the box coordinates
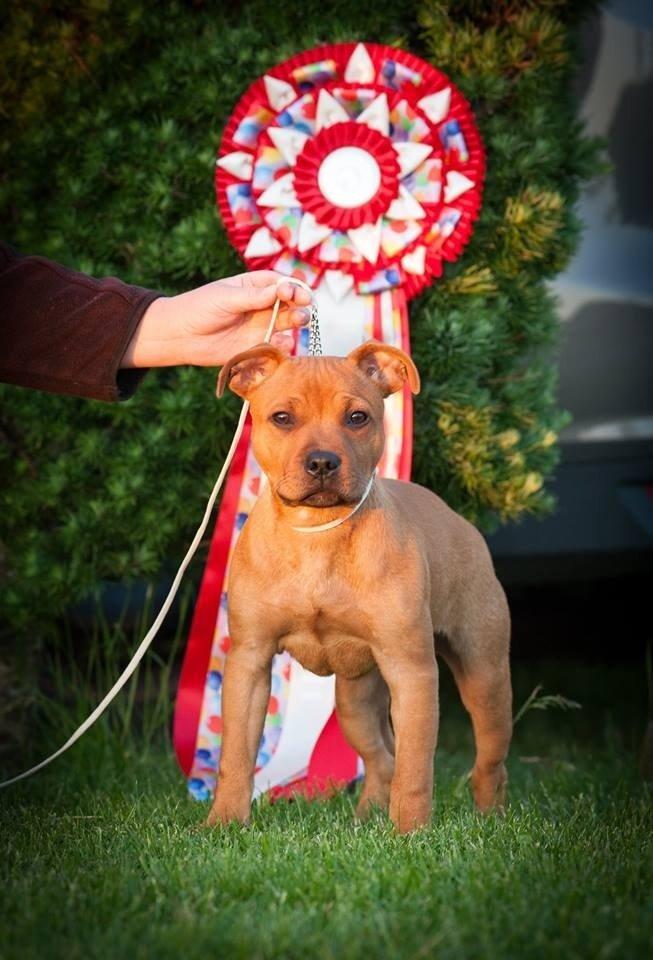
[488,0,653,584]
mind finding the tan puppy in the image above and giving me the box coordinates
[207,340,512,833]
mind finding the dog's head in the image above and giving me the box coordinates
[217,340,420,509]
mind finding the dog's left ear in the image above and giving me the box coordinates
[347,340,421,397]
[217,344,286,399]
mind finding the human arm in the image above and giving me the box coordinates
[0,243,309,401]
[0,242,159,401]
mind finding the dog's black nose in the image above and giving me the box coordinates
[305,449,341,478]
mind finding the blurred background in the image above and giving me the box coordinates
[489,0,653,660]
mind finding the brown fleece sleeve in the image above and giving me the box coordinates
[0,242,162,401]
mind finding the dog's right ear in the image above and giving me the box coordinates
[216,344,286,399]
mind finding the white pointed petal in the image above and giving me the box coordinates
[356,93,389,136]
[315,90,349,133]
[264,75,297,111]
[386,185,426,220]
[244,226,282,258]
[417,87,451,125]
[380,219,422,257]
[297,212,333,253]
[268,127,308,167]
[344,43,375,83]
[216,151,253,181]
[444,171,475,203]
[401,245,427,276]
[323,270,355,301]
[257,172,299,207]
[347,219,382,264]
[392,142,433,178]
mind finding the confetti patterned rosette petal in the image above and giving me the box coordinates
[174,42,485,802]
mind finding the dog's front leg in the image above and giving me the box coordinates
[377,645,439,834]
[206,643,272,827]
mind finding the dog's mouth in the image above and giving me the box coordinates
[277,485,354,509]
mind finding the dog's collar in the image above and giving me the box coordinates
[288,475,375,534]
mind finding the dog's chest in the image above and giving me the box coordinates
[276,567,376,679]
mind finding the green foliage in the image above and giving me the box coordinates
[0,0,601,633]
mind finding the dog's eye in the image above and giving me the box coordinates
[347,410,369,427]
[271,411,293,427]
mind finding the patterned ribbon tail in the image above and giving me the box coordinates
[173,286,413,801]
[174,39,485,802]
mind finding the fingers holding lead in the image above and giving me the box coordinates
[275,279,313,307]
[274,304,311,331]
[245,280,312,313]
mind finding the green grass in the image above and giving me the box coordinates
[1,660,651,960]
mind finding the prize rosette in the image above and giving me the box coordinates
[174,42,485,802]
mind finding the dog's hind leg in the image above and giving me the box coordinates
[335,668,395,819]
[440,609,512,813]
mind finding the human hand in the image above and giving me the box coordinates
[121,271,312,369]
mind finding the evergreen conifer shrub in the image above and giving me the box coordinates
[0,0,601,634]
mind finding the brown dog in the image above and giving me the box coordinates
[207,340,512,833]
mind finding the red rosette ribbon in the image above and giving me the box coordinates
[215,41,485,300]
[293,122,400,230]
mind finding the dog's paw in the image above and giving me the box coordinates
[355,797,384,822]
[390,791,432,834]
[205,796,252,828]
[355,781,391,821]
[471,763,508,814]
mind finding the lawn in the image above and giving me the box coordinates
[1,659,651,960]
